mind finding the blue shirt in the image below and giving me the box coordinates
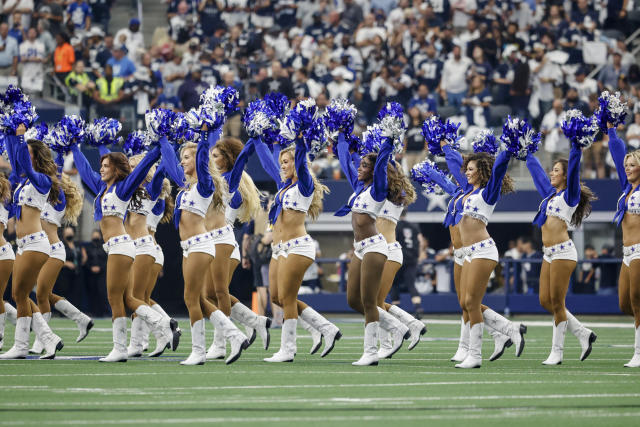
[107,56,136,78]
[0,36,18,67]
[67,2,92,29]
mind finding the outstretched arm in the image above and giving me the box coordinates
[116,145,161,200]
[443,143,470,190]
[146,164,166,201]
[526,153,555,198]
[371,137,393,202]
[98,145,110,157]
[254,137,283,186]
[608,127,628,188]
[295,138,314,197]
[71,144,103,195]
[564,145,582,207]
[227,138,255,194]
[159,136,186,186]
[6,135,51,194]
[195,129,219,197]
[336,133,359,190]
[482,150,510,205]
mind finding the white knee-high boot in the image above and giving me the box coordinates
[388,305,427,350]
[3,302,16,325]
[206,324,226,360]
[99,317,128,362]
[230,302,271,350]
[451,318,469,362]
[135,305,179,355]
[377,327,394,359]
[30,311,50,354]
[299,306,342,357]
[377,307,410,358]
[0,317,31,359]
[0,312,5,350]
[486,323,512,362]
[353,322,379,366]
[456,322,483,368]
[151,303,181,341]
[181,319,206,366]
[297,316,322,354]
[54,299,94,343]
[127,316,145,357]
[565,310,597,361]
[210,310,248,365]
[31,312,63,359]
[542,321,567,365]
[264,318,297,363]
[624,326,640,368]
[482,308,527,356]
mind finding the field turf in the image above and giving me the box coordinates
[0,315,639,426]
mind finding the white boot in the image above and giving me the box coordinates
[136,305,179,355]
[377,327,394,359]
[451,318,469,362]
[32,312,63,359]
[482,308,527,357]
[542,321,567,365]
[127,316,144,357]
[231,302,271,350]
[264,318,297,362]
[140,321,150,352]
[54,299,94,343]
[30,311,50,354]
[624,326,640,368]
[3,302,16,325]
[180,319,206,366]
[0,312,5,350]
[377,307,410,358]
[206,324,226,360]
[151,303,182,346]
[298,317,322,354]
[388,305,427,350]
[565,310,597,361]
[99,317,128,362]
[299,306,342,357]
[456,323,483,368]
[353,322,379,366]
[486,323,512,362]
[210,310,248,365]
[0,317,30,359]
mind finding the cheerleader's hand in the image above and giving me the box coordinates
[16,124,26,136]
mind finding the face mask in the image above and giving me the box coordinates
[65,235,74,241]
[92,238,101,244]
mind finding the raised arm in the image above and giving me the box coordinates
[159,136,186,187]
[226,138,255,194]
[54,152,64,177]
[423,166,458,196]
[337,132,359,190]
[116,145,161,201]
[71,144,103,195]
[608,127,628,188]
[295,138,314,197]
[482,150,510,205]
[7,135,52,193]
[195,129,218,197]
[371,137,393,202]
[564,145,582,207]
[254,137,283,186]
[443,143,470,190]
[146,164,166,201]
[526,153,555,198]
[98,145,110,157]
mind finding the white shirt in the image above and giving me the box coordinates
[19,39,45,92]
[530,58,561,102]
[114,28,144,63]
[441,56,472,94]
[569,77,598,104]
[327,80,353,100]
[541,109,569,153]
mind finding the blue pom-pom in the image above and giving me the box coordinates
[170,112,199,143]
[561,109,598,149]
[25,122,49,143]
[377,102,406,154]
[359,124,384,156]
[325,98,357,137]
[471,130,499,155]
[500,116,541,160]
[279,98,319,146]
[306,118,329,161]
[44,115,84,153]
[145,108,175,140]
[196,85,239,129]
[0,85,38,132]
[410,158,448,195]
[123,131,149,156]
[243,99,279,139]
[421,116,460,157]
[264,92,290,119]
[85,117,122,147]
[595,90,627,131]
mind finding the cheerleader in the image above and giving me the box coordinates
[71,125,179,362]
[204,137,271,360]
[0,173,15,351]
[160,126,249,365]
[30,150,92,355]
[526,113,597,365]
[605,97,640,367]
[0,124,64,359]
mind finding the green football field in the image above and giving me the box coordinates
[1,315,639,427]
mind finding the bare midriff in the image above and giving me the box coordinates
[178,210,208,241]
[622,189,640,247]
[125,212,150,240]
[541,216,571,247]
[41,220,60,245]
[273,209,307,243]
[100,215,127,242]
[352,211,378,242]
[16,205,44,239]
[376,217,396,244]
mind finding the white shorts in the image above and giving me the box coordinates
[0,243,15,261]
[17,232,50,256]
[454,248,465,266]
[463,238,498,262]
[103,234,136,259]
[623,243,640,267]
[154,244,164,266]
[354,234,388,260]
[50,241,66,262]
[281,235,316,260]
[211,225,236,247]
[271,242,282,260]
[543,239,578,263]
[387,242,403,265]
[181,232,216,258]
[134,235,156,258]
[231,242,241,262]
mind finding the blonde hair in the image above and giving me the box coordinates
[0,173,11,204]
[181,142,228,212]
[159,178,174,224]
[279,145,329,220]
[624,149,640,170]
[61,173,83,225]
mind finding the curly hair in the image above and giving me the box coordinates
[159,178,174,224]
[0,172,11,204]
[279,145,329,220]
[555,158,597,227]
[100,152,146,211]
[26,139,61,205]
[462,152,515,194]
[60,173,83,225]
[213,137,262,222]
[362,153,416,206]
[180,142,228,212]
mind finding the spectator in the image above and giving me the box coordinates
[462,75,492,134]
[182,38,201,72]
[93,63,124,118]
[114,18,144,64]
[94,32,113,70]
[439,44,471,112]
[508,50,530,119]
[433,244,454,294]
[569,66,598,104]
[65,59,95,103]
[8,12,24,44]
[415,43,443,95]
[540,99,570,161]
[259,61,293,97]
[19,27,46,96]
[106,45,135,79]
[516,236,542,294]
[626,111,640,149]
[403,106,427,170]
[529,43,561,121]
[408,83,437,117]
[341,0,364,32]
[301,237,322,292]
[198,0,225,36]
[90,0,112,33]
[177,65,209,111]
[53,32,74,82]
[56,226,85,308]
[67,0,92,31]
[598,50,629,91]
[34,0,64,36]
[4,0,34,31]
[417,235,437,293]
[36,19,55,60]
[84,229,109,317]
[326,66,353,100]
[597,246,619,295]
[391,210,423,315]
[576,245,598,294]
[563,87,590,116]
[467,45,492,83]
[0,23,18,78]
